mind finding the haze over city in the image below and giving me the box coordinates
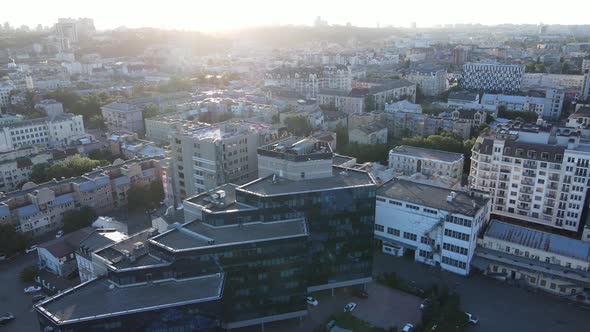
[5,0,590,31]
[1,4,590,332]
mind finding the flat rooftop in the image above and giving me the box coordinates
[390,145,464,163]
[36,274,223,324]
[151,219,308,251]
[185,183,247,213]
[378,179,489,217]
[485,220,590,261]
[239,166,374,196]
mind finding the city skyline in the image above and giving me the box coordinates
[5,0,590,32]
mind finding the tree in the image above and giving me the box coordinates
[284,116,312,136]
[143,104,159,119]
[364,95,375,112]
[127,179,164,211]
[20,265,39,283]
[62,207,97,233]
[0,223,29,256]
[498,108,538,122]
[31,155,110,183]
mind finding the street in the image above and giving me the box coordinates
[0,253,42,332]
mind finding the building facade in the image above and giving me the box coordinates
[0,113,85,152]
[461,63,524,93]
[375,179,490,275]
[475,220,590,298]
[0,157,164,236]
[388,145,464,186]
[470,126,590,233]
[101,102,144,134]
[406,68,447,97]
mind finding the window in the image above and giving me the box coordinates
[420,236,434,245]
[375,224,384,232]
[389,200,402,206]
[444,229,470,242]
[403,232,417,241]
[406,204,419,210]
[387,227,400,236]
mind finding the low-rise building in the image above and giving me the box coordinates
[0,113,85,152]
[38,227,96,278]
[406,67,447,97]
[481,90,564,120]
[388,145,464,187]
[35,99,64,117]
[349,123,388,145]
[108,132,166,159]
[375,179,490,275]
[101,102,144,134]
[0,157,164,236]
[475,220,590,297]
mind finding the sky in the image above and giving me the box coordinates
[5,0,589,32]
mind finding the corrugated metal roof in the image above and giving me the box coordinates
[48,193,74,208]
[486,220,590,261]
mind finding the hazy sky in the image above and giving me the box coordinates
[6,0,589,31]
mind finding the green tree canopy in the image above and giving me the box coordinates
[63,207,97,233]
[284,115,312,136]
[127,179,165,211]
[31,155,110,183]
[0,223,29,256]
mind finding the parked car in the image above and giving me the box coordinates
[24,285,41,294]
[326,320,336,330]
[306,297,319,306]
[25,245,38,254]
[32,294,47,303]
[402,323,414,332]
[420,299,431,310]
[0,313,14,325]
[465,312,479,325]
[343,302,357,312]
[0,253,5,261]
[55,230,64,238]
[431,324,438,331]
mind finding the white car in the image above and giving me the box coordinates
[465,312,479,325]
[306,297,319,306]
[25,245,38,254]
[403,324,414,332]
[24,285,41,294]
[343,302,357,312]
[55,230,64,238]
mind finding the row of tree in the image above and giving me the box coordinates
[31,155,110,184]
[46,89,117,129]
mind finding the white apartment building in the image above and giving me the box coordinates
[475,220,590,298]
[461,63,524,93]
[0,113,85,152]
[481,89,564,119]
[521,73,584,91]
[375,179,491,275]
[406,68,448,97]
[470,127,590,233]
[0,83,14,110]
[389,145,464,187]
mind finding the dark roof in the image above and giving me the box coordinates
[473,138,565,162]
[36,274,223,324]
[39,227,96,258]
[448,91,479,102]
[332,154,356,166]
[390,145,464,163]
[377,179,489,217]
[569,106,590,119]
[151,219,308,251]
[239,166,374,196]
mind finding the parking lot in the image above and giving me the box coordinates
[235,282,422,332]
[0,253,42,331]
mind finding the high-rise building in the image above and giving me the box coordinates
[461,63,524,93]
[170,120,282,200]
[470,123,590,234]
[35,138,376,331]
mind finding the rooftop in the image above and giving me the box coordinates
[151,219,308,251]
[389,145,464,163]
[485,220,590,262]
[36,274,223,324]
[101,102,141,112]
[239,166,374,196]
[377,179,489,217]
[39,227,96,258]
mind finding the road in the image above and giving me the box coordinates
[0,253,42,332]
[374,253,590,332]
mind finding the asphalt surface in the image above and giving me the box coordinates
[0,253,42,332]
[374,253,590,332]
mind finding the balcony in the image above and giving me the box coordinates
[519,187,533,194]
[521,180,535,186]
[523,162,537,169]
